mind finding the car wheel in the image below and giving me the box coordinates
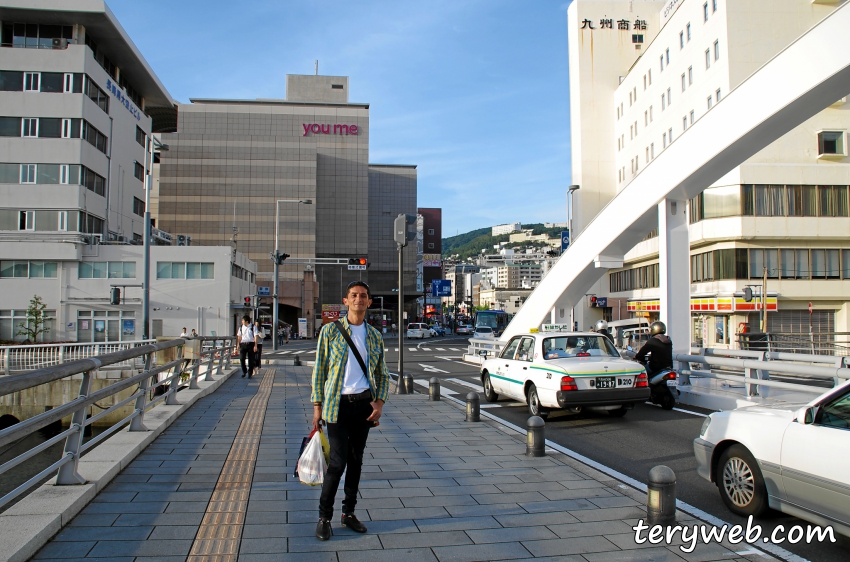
[660,391,676,410]
[608,406,628,417]
[717,444,769,517]
[482,373,499,403]
[526,384,549,420]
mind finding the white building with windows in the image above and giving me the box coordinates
[491,222,522,236]
[569,0,850,346]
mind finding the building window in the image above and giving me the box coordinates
[713,0,718,12]
[58,211,67,231]
[644,110,648,126]
[427,242,435,249]
[135,126,146,148]
[818,131,845,156]
[667,87,672,106]
[643,75,647,90]
[84,76,109,113]
[20,164,36,183]
[661,93,666,110]
[79,261,136,279]
[157,262,214,280]
[660,54,664,71]
[80,166,106,196]
[666,48,670,65]
[23,72,39,91]
[650,105,653,121]
[679,31,684,49]
[681,73,686,92]
[688,66,693,85]
[21,117,37,137]
[716,88,721,102]
[687,23,692,41]
[648,68,652,85]
[0,260,58,278]
[704,2,709,21]
[134,161,145,181]
[683,116,688,131]
[651,143,655,159]
[133,197,145,217]
[646,147,650,163]
[690,110,695,124]
[714,40,720,61]
[19,210,34,230]
[669,127,673,143]
[705,49,711,69]
[633,34,644,44]
[81,121,108,154]
[707,95,713,110]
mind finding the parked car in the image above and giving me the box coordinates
[429,325,446,337]
[693,380,850,537]
[479,331,649,419]
[261,323,273,340]
[472,326,495,339]
[405,323,432,339]
[456,324,473,335]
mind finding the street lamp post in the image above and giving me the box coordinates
[567,185,580,330]
[143,137,168,340]
[273,199,312,351]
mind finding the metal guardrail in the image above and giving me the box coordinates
[1,340,157,375]
[0,336,234,510]
[738,332,850,356]
[465,338,505,363]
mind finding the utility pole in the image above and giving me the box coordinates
[394,214,416,394]
[762,266,768,333]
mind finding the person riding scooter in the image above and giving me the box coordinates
[595,320,614,344]
[635,321,672,376]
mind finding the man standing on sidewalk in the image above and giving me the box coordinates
[236,315,257,378]
[311,281,390,541]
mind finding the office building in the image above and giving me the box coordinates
[568,0,850,346]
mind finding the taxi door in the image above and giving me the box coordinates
[509,337,536,400]
[493,337,521,395]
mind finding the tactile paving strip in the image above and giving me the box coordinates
[187,369,274,562]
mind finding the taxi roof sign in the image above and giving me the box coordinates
[542,324,573,332]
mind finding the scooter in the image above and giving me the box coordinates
[636,358,677,410]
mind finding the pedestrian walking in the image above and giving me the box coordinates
[253,321,265,367]
[180,327,188,337]
[311,281,390,541]
[284,324,290,344]
[190,328,198,338]
[236,315,257,378]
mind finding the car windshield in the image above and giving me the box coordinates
[542,335,620,359]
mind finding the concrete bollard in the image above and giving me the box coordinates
[293,355,301,366]
[429,377,441,401]
[526,416,546,457]
[465,392,480,422]
[403,373,414,394]
[647,465,677,526]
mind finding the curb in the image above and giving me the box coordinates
[0,366,239,562]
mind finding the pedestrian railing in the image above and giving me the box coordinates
[675,350,849,398]
[0,336,234,511]
[737,332,850,356]
[0,340,157,376]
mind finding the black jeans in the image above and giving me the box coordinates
[239,342,255,375]
[318,397,372,519]
[254,343,263,367]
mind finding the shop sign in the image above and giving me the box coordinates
[631,296,779,313]
[628,299,660,312]
[105,79,142,121]
[580,17,647,31]
[423,253,442,267]
[302,123,359,136]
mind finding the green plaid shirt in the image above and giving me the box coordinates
[311,316,390,423]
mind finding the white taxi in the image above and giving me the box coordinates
[480,330,649,419]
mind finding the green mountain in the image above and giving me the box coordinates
[442,224,567,261]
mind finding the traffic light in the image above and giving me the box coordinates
[743,287,753,302]
[244,296,251,307]
[394,214,417,247]
[110,287,121,305]
[589,296,598,308]
[348,257,368,267]
[276,252,290,265]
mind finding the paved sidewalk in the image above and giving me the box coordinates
[30,366,778,561]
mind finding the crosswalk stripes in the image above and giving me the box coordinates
[408,348,416,351]
[421,348,432,351]
[435,348,445,351]
[449,348,461,351]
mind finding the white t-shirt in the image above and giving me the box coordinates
[238,324,255,344]
[342,322,371,395]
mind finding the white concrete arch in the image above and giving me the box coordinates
[504,2,850,341]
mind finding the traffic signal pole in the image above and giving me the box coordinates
[397,242,405,394]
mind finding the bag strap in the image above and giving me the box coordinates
[333,320,369,377]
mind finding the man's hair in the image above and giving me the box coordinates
[242,315,250,322]
[344,281,371,299]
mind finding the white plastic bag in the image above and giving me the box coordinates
[297,430,327,486]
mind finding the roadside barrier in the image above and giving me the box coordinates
[647,465,677,526]
[429,377,440,401]
[526,415,545,457]
[465,392,480,422]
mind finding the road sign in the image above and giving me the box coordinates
[347,265,367,270]
[431,279,452,297]
[596,297,608,307]
[257,286,270,296]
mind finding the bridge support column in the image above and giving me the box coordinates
[659,199,691,385]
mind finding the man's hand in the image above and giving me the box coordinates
[366,400,384,427]
[312,404,323,431]
[254,344,258,352]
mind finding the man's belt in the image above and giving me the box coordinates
[341,390,372,402]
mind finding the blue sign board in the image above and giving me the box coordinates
[561,231,570,253]
[257,286,270,296]
[431,279,452,297]
[596,297,608,307]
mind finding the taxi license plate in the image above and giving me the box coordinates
[596,377,616,389]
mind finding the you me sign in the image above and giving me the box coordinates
[302,123,359,136]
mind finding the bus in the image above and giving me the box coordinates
[473,310,511,337]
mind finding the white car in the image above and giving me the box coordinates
[405,323,431,339]
[456,325,473,335]
[693,380,850,537]
[479,331,649,419]
[473,326,495,339]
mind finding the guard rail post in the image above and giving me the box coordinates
[225,343,232,369]
[204,341,216,382]
[165,346,185,406]
[216,339,225,375]
[3,347,9,376]
[188,357,201,390]
[59,344,65,365]
[129,352,153,432]
[56,363,98,485]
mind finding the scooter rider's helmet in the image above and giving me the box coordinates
[649,321,667,336]
[595,320,608,333]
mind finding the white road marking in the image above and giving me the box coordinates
[449,348,461,351]
[418,363,450,374]
[644,402,709,417]
[408,348,417,351]
[435,348,445,351]
[421,348,432,351]
[447,378,482,391]
[414,379,457,395]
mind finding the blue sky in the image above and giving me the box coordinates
[109,0,573,237]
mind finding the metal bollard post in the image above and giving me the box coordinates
[189,359,201,390]
[647,465,677,527]
[526,416,546,457]
[403,373,414,394]
[429,377,440,401]
[465,392,480,422]
[293,354,301,366]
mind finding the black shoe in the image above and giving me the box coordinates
[341,513,367,533]
[241,373,246,378]
[316,518,333,541]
